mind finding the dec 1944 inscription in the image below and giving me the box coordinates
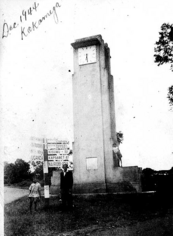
[2,2,61,40]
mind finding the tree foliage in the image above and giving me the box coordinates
[154,23,173,69]
[154,23,173,108]
[4,163,16,184]
[15,159,31,182]
[142,168,155,176]
[168,85,173,107]
[4,159,32,184]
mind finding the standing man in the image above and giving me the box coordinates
[60,163,73,210]
[29,177,41,213]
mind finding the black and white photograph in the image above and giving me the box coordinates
[1,0,173,235]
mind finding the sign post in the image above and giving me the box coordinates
[30,137,71,208]
[42,139,71,208]
[43,139,49,208]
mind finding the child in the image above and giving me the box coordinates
[29,178,41,212]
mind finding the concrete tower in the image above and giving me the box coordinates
[71,35,119,193]
[71,35,142,193]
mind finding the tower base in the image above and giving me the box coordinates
[50,166,142,194]
[73,166,142,193]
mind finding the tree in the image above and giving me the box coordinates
[168,86,173,107]
[142,168,155,176]
[14,159,31,182]
[4,163,16,184]
[141,168,155,191]
[4,159,32,184]
[169,166,173,175]
[154,23,173,107]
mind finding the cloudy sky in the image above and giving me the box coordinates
[1,0,173,170]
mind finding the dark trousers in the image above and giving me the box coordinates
[61,189,73,209]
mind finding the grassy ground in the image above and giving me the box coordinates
[4,193,173,236]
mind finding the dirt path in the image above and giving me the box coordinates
[4,187,29,204]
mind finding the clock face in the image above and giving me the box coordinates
[78,45,96,65]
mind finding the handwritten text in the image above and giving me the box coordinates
[2,2,61,40]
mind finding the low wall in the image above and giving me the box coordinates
[112,166,142,192]
[50,166,142,194]
[51,170,60,186]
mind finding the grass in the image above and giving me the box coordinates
[4,193,173,236]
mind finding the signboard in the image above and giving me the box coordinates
[31,155,43,162]
[48,155,69,161]
[31,137,44,149]
[31,149,43,154]
[48,155,62,160]
[48,161,62,168]
[31,143,43,148]
[47,139,70,168]
[48,160,68,168]
[30,137,44,161]
[48,144,69,150]
[47,139,69,144]
[30,138,71,166]
[48,149,69,154]
[86,157,97,170]
[31,137,44,142]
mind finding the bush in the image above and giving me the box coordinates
[4,159,32,184]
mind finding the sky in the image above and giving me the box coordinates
[0,0,173,171]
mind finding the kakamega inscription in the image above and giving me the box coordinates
[2,2,61,40]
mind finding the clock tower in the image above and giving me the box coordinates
[71,35,119,193]
[71,35,142,193]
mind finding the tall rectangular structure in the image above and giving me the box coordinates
[71,35,118,193]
